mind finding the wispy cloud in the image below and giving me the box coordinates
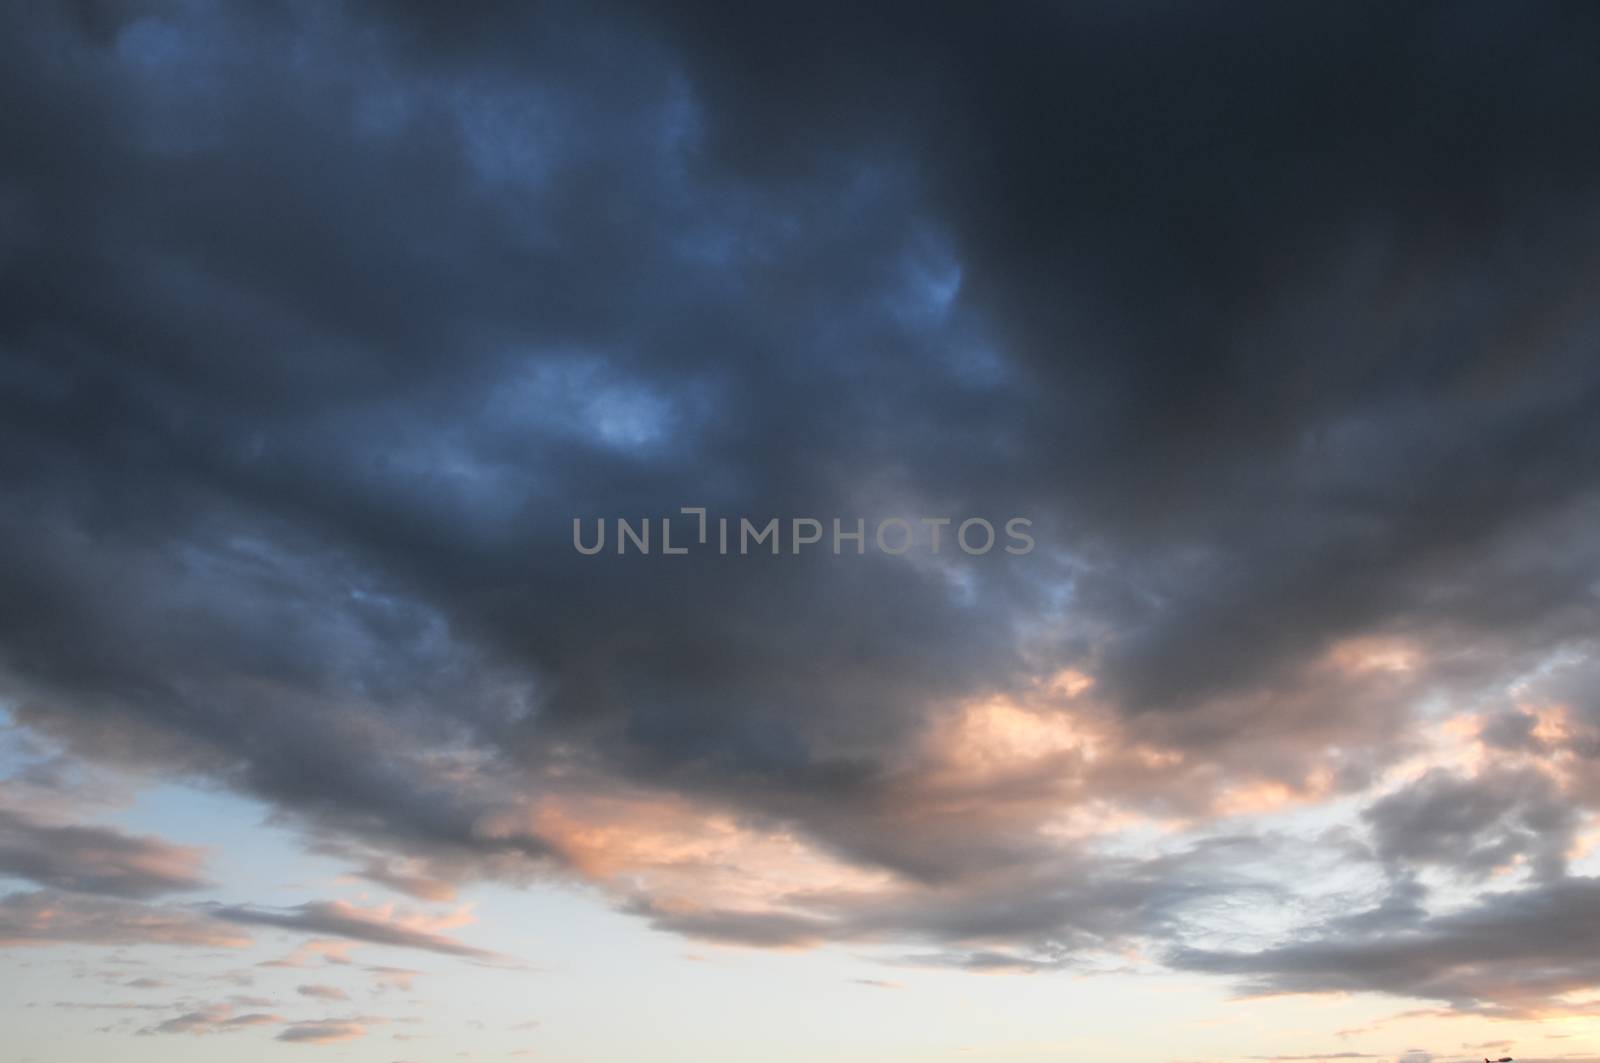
[276,1019,368,1045]
[213,900,505,961]
[0,890,249,949]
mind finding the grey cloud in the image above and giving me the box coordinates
[893,950,1066,975]
[620,836,1280,970]
[276,1019,368,1044]
[213,901,504,961]
[626,902,830,950]
[0,890,250,949]
[142,1003,285,1037]
[1172,876,1600,1015]
[1363,769,1578,882]
[0,808,210,898]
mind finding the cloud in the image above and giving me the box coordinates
[258,938,356,968]
[626,900,829,950]
[367,966,423,992]
[0,808,210,898]
[1172,876,1600,1016]
[0,890,250,949]
[141,1003,285,1036]
[2,0,1600,1024]
[1362,768,1578,882]
[214,900,503,961]
[297,984,349,1002]
[352,858,459,902]
[277,1020,367,1045]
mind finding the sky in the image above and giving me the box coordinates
[3,2,1600,1061]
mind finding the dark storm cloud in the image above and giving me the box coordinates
[632,0,1600,707]
[0,0,1039,873]
[3,0,1600,1010]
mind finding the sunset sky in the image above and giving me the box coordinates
[5,3,1600,1061]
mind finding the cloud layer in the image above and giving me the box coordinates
[2,0,1600,1032]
